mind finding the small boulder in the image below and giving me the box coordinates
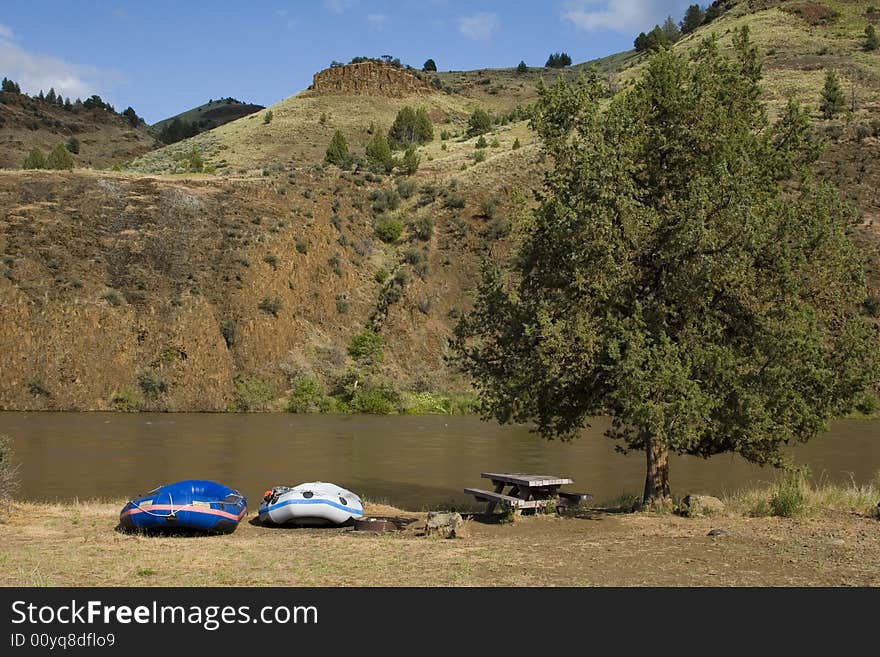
[707,528,729,537]
[678,494,725,517]
[425,511,464,539]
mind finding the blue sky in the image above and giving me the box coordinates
[1,1,694,124]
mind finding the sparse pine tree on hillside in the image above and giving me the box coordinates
[545,52,572,68]
[423,59,437,72]
[648,25,669,51]
[46,88,56,103]
[324,129,350,167]
[388,106,433,147]
[122,106,140,127]
[866,25,879,51]
[453,29,880,508]
[662,15,681,43]
[820,69,846,119]
[366,132,394,172]
[1,77,21,93]
[47,142,74,170]
[467,108,492,137]
[681,4,706,34]
[22,147,46,169]
[401,144,420,176]
[517,60,528,74]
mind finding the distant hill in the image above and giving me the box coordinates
[152,98,264,144]
[0,90,160,169]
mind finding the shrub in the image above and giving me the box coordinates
[444,193,466,209]
[475,135,488,149]
[110,387,141,412]
[369,188,401,214]
[102,290,122,306]
[263,254,278,270]
[352,383,401,414]
[286,376,332,413]
[854,392,879,416]
[440,130,451,140]
[467,108,492,137]
[401,144,420,175]
[486,217,511,240]
[397,178,417,199]
[138,371,168,398]
[65,137,80,154]
[348,328,384,365]
[770,474,806,517]
[479,197,498,219]
[820,69,845,119]
[512,138,521,150]
[295,239,309,254]
[22,147,46,169]
[0,434,20,504]
[516,60,528,74]
[408,214,434,241]
[27,377,49,397]
[866,25,879,51]
[472,149,486,163]
[336,294,349,313]
[375,268,389,283]
[259,296,282,316]
[234,376,275,411]
[263,110,273,124]
[423,58,437,72]
[375,214,404,243]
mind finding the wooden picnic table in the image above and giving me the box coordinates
[464,472,592,515]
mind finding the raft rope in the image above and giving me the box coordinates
[127,491,245,519]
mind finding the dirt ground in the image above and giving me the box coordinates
[1,500,877,587]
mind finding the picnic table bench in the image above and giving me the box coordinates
[465,472,592,516]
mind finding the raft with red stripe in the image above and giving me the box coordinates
[119,480,247,534]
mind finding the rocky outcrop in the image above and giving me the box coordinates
[678,495,725,517]
[311,62,434,97]
[425,512,465,538]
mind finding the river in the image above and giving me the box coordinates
[1,413,877,509]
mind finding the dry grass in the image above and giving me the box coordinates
[1,490,879,587]
[723,472,880,518]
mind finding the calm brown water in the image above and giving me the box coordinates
[2,413,878,509]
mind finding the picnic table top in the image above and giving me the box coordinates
[481,472,574,488]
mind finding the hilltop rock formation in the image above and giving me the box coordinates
[311,62,434,97]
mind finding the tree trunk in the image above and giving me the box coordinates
[643,437,672,510]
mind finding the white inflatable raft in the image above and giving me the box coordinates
[258,482,365,526]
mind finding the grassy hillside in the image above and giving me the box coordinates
[0,0,877,411]
[152,97,264,136]
[0,92,159,169]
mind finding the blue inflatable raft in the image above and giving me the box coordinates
[119,480,247,534]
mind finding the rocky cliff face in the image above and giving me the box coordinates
[312,62,434,97]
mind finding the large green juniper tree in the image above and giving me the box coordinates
[452,29,879,507]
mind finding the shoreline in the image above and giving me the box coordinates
[2,481,877,587]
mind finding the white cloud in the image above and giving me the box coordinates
[0,23,14,40]
[323,0,358,13]
[458,12,498,41]
[367,14,386,29]
[0,37,124,101]
[563,0,674,33]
